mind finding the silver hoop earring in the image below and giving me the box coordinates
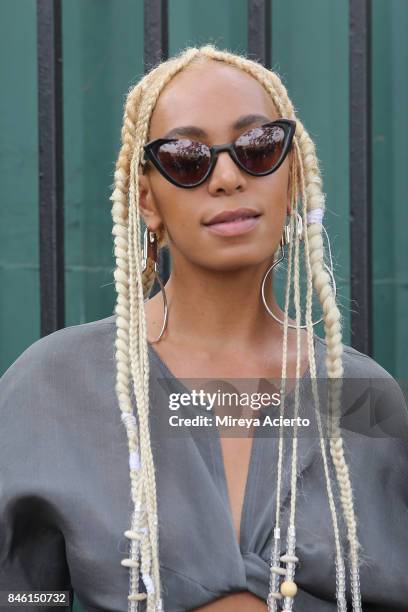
[261,215,337,329]
[142,227,168,343]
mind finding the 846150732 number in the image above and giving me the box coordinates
[0,591,70,607]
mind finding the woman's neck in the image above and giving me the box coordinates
[145,258,293,355]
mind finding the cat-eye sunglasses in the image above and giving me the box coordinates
[141,119,296,189]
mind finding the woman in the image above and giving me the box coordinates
[1,44,407,612]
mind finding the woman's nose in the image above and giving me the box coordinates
[207,151,247,195]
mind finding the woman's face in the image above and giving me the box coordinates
[138,60,292,273]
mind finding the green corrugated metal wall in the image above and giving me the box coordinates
[0,2,406,606]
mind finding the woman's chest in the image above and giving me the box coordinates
[58,380,337,610]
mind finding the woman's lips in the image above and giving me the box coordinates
[204,215,261,236]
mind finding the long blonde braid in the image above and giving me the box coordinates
[110,43,362,610]
[296,128,362,610]
[110,48,203,610]
[299,129,361,611]
[294,137,349,611]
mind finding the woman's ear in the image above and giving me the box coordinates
[138,165,163,231]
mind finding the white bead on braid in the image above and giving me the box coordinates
[121,412,137,429]
[129,450,141,471]
[306,206,324,225]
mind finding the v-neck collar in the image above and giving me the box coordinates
[147,333,326,554]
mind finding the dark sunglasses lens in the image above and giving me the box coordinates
[234,125,286,174]
[155,139,211,185]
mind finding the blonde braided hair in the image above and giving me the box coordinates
[109,43,362,611]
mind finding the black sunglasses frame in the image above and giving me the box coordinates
[142,119,297,189]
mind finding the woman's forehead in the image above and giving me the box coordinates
[148,61,278,140]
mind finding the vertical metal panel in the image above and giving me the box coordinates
[144,0,171,293]
[349,0,372,355]
[248,0,271,68]
[37,0,65,336]
[144,0,168,72]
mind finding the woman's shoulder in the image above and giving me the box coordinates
[3,315,116,373]
[313,333,408,439]
[314,332,400,380]
[0,315,118,407]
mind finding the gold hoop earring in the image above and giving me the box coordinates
[261,213,336,329]
[142,228,168,343]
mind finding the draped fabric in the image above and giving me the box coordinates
[0,316,407,611]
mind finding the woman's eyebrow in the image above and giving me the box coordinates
[162,113,272,139]
[233,113,272,130]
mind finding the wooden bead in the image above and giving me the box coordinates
[280,581,298,598]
